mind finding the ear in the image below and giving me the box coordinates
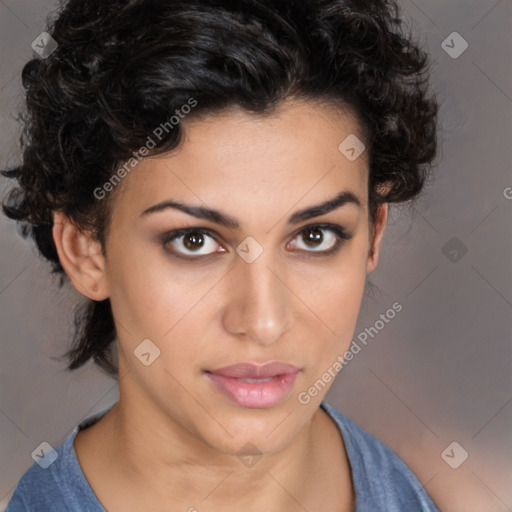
[366,201,388,274]
[52,211,110,301]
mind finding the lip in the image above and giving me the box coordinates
[205,362,300,408]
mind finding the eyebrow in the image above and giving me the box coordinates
[140,190,361,228]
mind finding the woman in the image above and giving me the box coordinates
[2,0,440,510]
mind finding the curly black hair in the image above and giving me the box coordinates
[1,0,438,379]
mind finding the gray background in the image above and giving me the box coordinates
[1,1,511,511]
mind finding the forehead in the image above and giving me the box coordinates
[112,99,369,222]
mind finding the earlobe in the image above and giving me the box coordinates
[52,211,109,300]
[366,202,388,274]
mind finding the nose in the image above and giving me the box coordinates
[221,247,293,347]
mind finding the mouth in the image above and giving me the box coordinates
[205,362,301,409]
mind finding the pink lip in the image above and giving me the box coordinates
[205,362,300,408]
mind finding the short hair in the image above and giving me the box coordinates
[1,0,438,378]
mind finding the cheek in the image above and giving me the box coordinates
[318,272,365,338]
[305,244,368,351]
[106,230,182,310]
[106,244,215,378]
[105,239,182,340]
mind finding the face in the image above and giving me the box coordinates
[57,99,387,458]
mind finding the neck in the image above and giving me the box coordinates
[103,392,330,509]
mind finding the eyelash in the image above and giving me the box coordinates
[160,223,353,261]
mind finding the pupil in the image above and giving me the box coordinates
[303,228,322,247]
[184,232,204,250]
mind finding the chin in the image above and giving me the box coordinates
[206,430,294,461]
[197,405,306,459]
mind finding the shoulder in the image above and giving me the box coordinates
[321,401,440,512]
[5,432,72,511]
[5,411,109,512]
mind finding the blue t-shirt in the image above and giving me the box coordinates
[6,401,440,511]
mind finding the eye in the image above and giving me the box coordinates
[288,223,352,255]
[162,229,224,259]
[161,223,352,260]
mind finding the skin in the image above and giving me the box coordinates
[52,98,389,511]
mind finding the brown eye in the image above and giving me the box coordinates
[163,229,222,258]
[291,224,349,254]
[182,232,206,251]
[161,223,351,261]
[301,227,326,248]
